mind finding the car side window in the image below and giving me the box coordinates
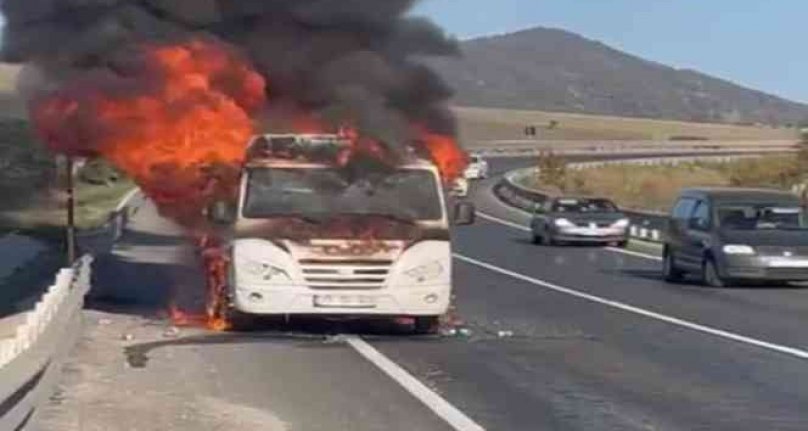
[689,200,711,230]
[672,198,696,220]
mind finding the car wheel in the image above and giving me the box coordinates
[662,249,685,282]
[541,230,555,246]
[413,316,441,335]
[702,258,727,288]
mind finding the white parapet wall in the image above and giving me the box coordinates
[0,255,93,430]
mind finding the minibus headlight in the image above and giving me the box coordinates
[404,261,444,283]
[239,259,291,282]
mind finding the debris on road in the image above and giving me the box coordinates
[163,326,181,338]
[497,330,515,338]
[457,327,473,338]
[440,327,458,337]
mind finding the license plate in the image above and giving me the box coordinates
[767,258,808,268]
[313,295,377,309]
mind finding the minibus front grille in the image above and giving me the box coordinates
[300,259,392,290]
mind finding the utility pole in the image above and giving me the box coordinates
[65,156,76,264]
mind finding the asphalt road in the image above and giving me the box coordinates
[41,157,808,431]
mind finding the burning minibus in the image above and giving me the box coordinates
[208,134,475,333]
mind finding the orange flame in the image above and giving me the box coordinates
[33,38,265,331]
[200,235,231,331]
[168,304,205,327]
[419,129,468,182]
[32,38,267,227]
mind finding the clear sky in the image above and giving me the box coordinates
[413,0,808,103]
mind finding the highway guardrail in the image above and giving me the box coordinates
[0,255,93,430]
[468,139,797,158]
[494,154,769,242]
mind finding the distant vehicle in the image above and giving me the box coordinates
[663,187,808,287]
[209,134,476,333]
[463,154,489,180]
[450,177,469,197]
[530,197,630,246]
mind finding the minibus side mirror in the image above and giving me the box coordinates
[453,202,476,226]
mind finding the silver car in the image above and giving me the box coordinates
[530,197,630,247]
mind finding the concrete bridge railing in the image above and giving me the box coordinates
[0,255,93,430]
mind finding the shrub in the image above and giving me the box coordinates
[536,150,567,190]
[720,157,798,188]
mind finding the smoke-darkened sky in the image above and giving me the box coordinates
[1,0,460,145]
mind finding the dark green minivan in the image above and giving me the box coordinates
[663,188,808,287]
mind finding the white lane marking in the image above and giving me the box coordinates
[605,246,662,261]
[477,211,530,232]
[454,253,808,360]
[345,335,485,431]
[476,211,662,261]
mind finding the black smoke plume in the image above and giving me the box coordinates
[0,0,459,149]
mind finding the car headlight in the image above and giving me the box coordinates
[722,244,755,255]
[239,259,291,282]
[613,218,631,228]
[404,261,444,283]
[554,218,575,228]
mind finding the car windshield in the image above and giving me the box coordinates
[717,203,808,230]
[243,167,443,221]
[552,198,618,213]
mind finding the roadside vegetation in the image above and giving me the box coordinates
[0,119,134,240]
[524,148,808,213]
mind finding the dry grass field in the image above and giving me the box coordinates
[521,156,802,213]
[455,106,798,145]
